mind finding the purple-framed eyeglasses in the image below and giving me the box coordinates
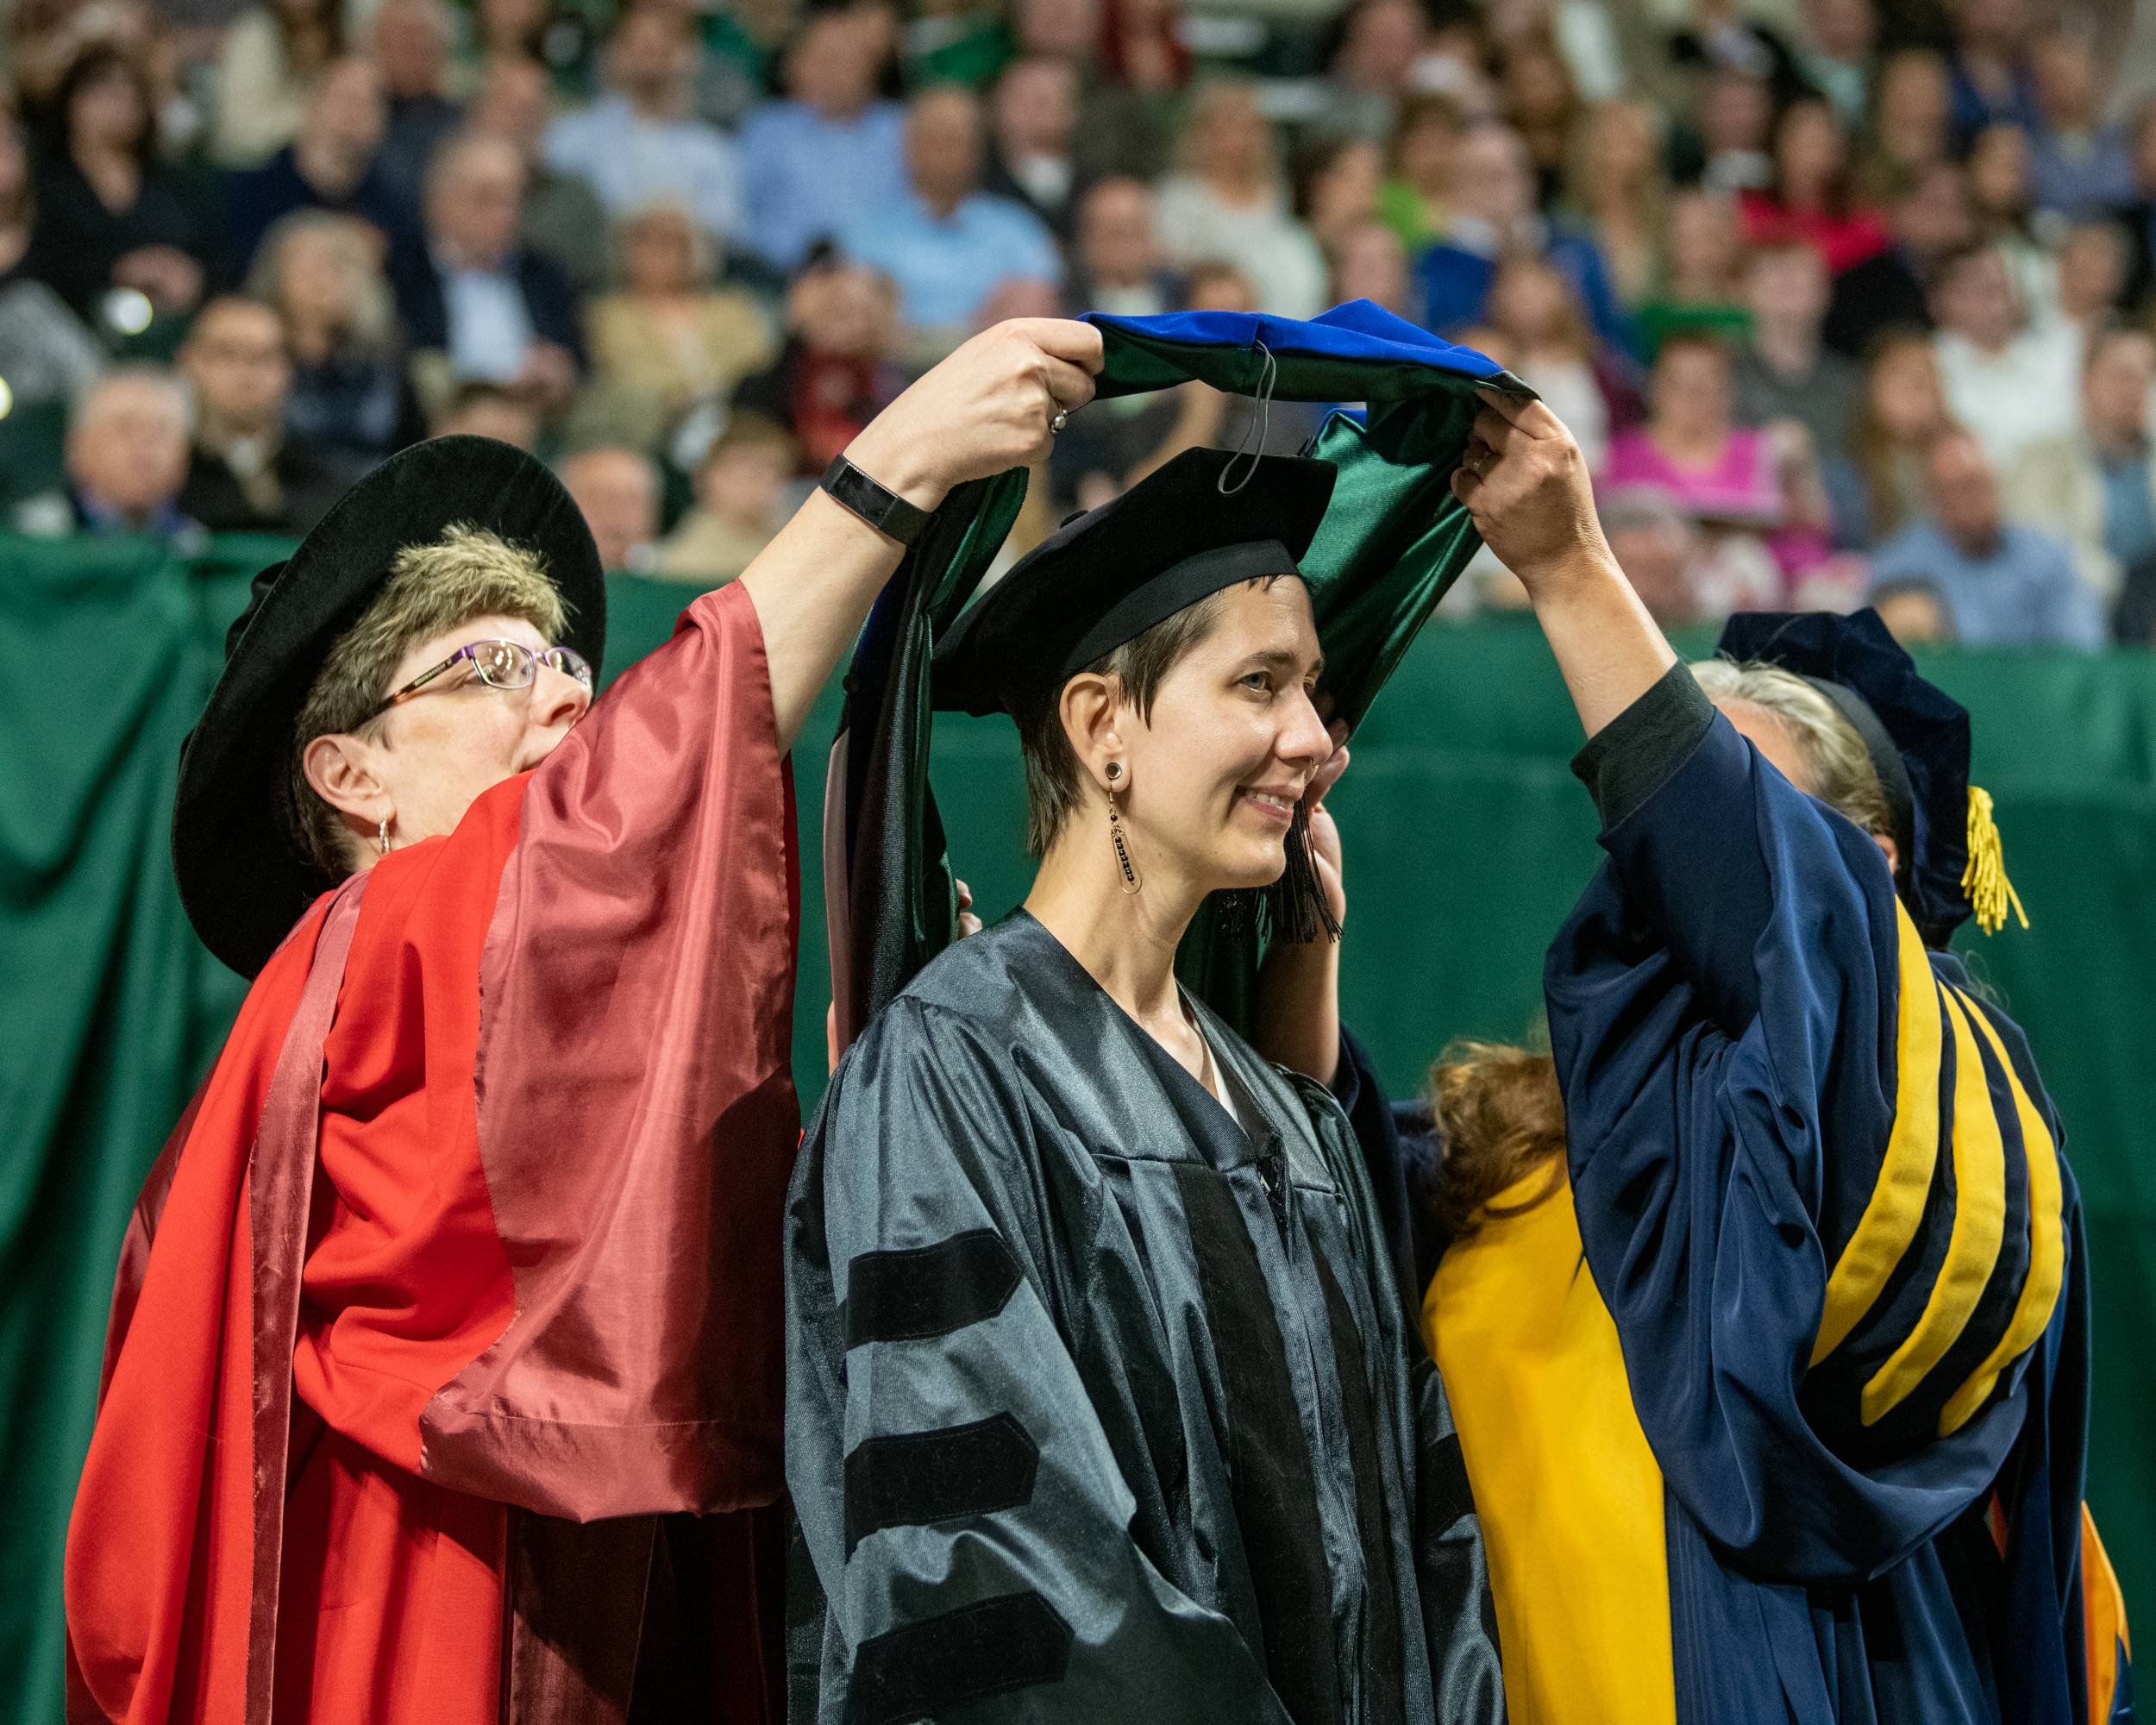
[372,638,592,719]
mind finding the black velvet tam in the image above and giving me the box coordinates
[1716,607,1974,945]
[933,447,1338,718]
[173,436,606,978]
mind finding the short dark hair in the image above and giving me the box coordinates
[1015,578,1282,856]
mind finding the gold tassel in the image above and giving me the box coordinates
[1961,785,2028,936]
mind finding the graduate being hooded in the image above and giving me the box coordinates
[784,446,1506,1725]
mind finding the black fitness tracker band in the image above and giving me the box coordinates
[819,455,932,548]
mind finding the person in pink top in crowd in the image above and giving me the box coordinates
[1601,330,1779,523]
[1603,328,1851,601]
[1601,329,1805,612]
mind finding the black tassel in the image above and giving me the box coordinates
[1199,805,1340,953]
[1268,800,1343,945]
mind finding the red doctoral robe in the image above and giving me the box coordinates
[64,580,799,1725]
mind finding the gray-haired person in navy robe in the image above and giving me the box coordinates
[1431,389,2129,1723]
[784,448,1507,1724]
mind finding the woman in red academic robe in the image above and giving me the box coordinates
[63,317,1105,1725]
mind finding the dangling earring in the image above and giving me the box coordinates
[1104,762,1141,894]
[376,811,396,857]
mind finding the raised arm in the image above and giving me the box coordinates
[740,317,1104,749]
[1449,389,1675,740]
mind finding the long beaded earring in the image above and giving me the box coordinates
[1104,762,1141,894]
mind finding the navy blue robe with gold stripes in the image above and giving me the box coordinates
[785,910,1507,1724]
[1545,699,2117,1723]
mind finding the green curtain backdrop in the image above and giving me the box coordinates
[6,542,2152,1721]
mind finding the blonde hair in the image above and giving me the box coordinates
[1689,657,1895,840]
[285,526,568,879]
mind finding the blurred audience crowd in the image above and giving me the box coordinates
[3,0,2156,643]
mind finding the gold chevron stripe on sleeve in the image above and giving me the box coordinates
[1812,901,1946,1367]
[1935,992,2065,1436]
[1860,987,2008,1426]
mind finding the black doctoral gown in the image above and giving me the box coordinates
[785,911,1507,1724]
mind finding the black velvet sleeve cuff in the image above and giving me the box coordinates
[1570,661,1716,831]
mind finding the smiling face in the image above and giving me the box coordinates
[1097,579,1332,899]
